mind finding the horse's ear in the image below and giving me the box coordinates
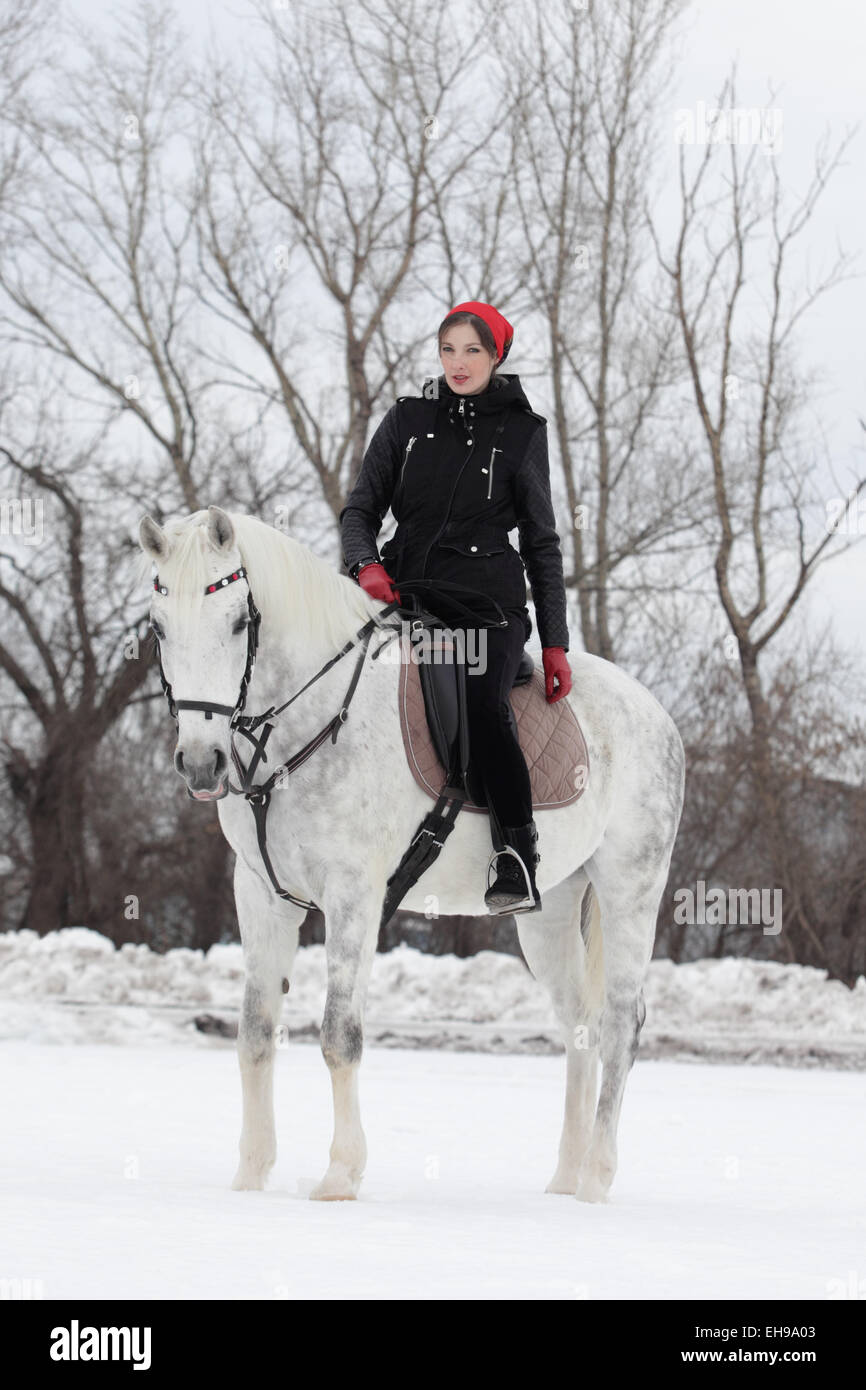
[139,514,169,560]
[206,505,235,553]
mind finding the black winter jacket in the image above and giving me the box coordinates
[339,372,570,651]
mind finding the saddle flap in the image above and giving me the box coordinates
[399,647,590,813]
[416,629,462,775]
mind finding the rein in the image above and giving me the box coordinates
[150,561,507,913]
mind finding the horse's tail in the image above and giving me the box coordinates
[580,882,605,1019]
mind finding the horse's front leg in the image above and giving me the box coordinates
[231,858,305,1192]
[310,873,383,1201]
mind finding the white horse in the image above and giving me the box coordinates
[137,505,685,1203]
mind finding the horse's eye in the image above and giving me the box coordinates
[233,617,249,635]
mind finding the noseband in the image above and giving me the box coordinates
[151,565,261,726]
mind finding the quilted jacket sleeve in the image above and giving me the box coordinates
[339,405,402,574]
[514,424,570,652]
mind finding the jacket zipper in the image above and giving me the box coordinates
[487,446,502,500]
[421,400,474,580]
[399,435,417,489]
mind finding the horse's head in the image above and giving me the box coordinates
[138,505,259,801]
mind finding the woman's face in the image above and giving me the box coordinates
[439,322,497,394]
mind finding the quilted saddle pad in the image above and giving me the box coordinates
[396,645,590,813]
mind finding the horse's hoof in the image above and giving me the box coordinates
[575,1172,611,1204]
[545,1175,578,1195]
[309,1162,362,1201]
[309,1176,360,1201]
[231,1166,270,1191]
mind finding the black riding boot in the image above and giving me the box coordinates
[484,820,542,914]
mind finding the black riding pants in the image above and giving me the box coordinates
[449,608,534,830]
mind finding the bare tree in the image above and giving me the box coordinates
[0,427,154,934]
[488,0,703,659]
[0,0,55,211]
[192,0,504,534]
[653,68,864,964]
[660,628,866,983]
[0,1,209,511]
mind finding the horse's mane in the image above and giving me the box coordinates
[138,509,381,649]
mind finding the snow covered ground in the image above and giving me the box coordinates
[0,927,864,1066]
[1,1041,864,1300]
[1,930,864,1300]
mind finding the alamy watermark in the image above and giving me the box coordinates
[0,1277,43,1299]
[826,1270,866,1300]
[674,101,783,155]
[673,879,782,936]
[825,497,866,534]
[50,1320,151,1370]
[0,497,43,546]
[375,620,490,675]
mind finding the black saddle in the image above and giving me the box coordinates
[391,589,534,810]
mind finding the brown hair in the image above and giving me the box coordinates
[437,312,498,375]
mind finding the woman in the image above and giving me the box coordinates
[339,300,572,913]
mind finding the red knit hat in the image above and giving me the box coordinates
[444,300,514,363]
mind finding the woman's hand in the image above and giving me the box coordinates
[542,646,572,703]
[358,562,401,604]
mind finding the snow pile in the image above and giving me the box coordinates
[0,927,243,1010]
[0,927,864,1063]
[0,928,553,1023]
[647,956,866,1041]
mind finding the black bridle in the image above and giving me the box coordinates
[152,565,262,726]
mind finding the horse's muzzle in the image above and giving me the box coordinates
[176,746,229,800]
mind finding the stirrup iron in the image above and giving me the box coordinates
[485,844,537,915]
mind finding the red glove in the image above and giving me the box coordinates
[542,646,572,703]
[358,562,401,604]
